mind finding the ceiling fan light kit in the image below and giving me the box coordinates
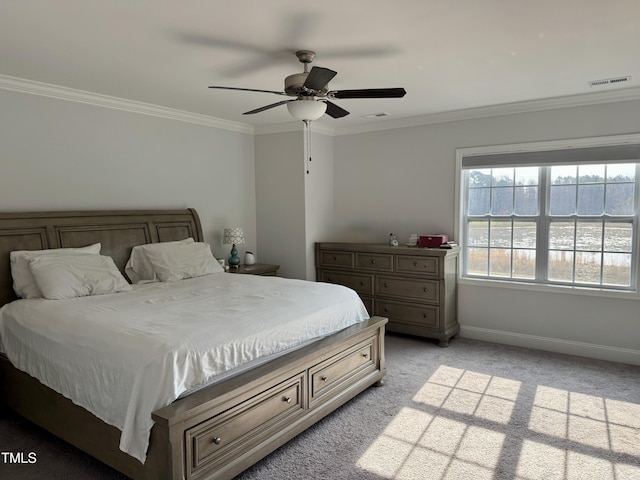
[209,50,406,123]
[287,97,327,122]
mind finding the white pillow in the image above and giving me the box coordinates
[10,243,102,298]
[142,241,224,282]
[28,253,132,300]
[125,238,194,284]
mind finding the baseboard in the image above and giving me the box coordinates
[460,326,640,366]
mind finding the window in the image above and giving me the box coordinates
[459,141,640,291]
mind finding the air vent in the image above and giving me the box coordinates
[588,75,632,88]
[362,112,390,119]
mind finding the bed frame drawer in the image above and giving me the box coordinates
[185,372,305,478]
[309,337,376,406]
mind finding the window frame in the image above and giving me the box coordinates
[455,134,640,300]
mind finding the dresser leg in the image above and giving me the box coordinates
[438,338,450,347]
[373,379,385,387]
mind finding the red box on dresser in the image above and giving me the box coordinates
[418,234,448,248]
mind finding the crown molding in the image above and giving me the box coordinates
[0,74,254,135]
[2,73,639,138]
[334,86,640,136]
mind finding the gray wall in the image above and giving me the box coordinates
[332,99,640,365]
[254,128,335,281]
[304,130,335,281]
[3,83,638,365]
[254,130,307,279]
[0,89,256,258]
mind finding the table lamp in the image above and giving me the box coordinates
[223,227,244,268]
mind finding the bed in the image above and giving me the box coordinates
[0,208,387,480]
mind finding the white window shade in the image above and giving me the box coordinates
[462,144,640,169]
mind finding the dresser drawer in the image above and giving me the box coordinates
[376,276,439,302]
[310,337,376,405]
[318,270,373,295]
[318,250,354,268]
[396,255,439,276]
[375,299,439,328]
[355,253,393,272]
[185,373,305,477]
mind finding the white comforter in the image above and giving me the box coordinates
[0,273,368,463]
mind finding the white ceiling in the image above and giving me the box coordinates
[1,1,640,132]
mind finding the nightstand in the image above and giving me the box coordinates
[229,263,280,276]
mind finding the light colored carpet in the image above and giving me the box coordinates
[1,333,639,479]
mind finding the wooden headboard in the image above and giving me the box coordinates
[0,208,203,307]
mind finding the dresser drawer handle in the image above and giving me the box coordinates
[423,313,429,318]
[423,287,428,293]
[383,282,389,288]
[321,376,328,382]
[414,262,419,267]
[283,396,292,404]
[333,256,337,261]
[361,352,369,358]
[327,277,332,282]
[370,259,376,264]
[383,307,389,313]
[212,437,222,445]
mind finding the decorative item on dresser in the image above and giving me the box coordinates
[316,242,459,347]
[229,263,280,276]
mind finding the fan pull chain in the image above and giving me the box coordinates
[305,119,312,174]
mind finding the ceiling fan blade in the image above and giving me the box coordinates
[243,100,294,115]
[209,86,287,96]
[330,88,407,99]
[323,101,350,119]
[303,66,337,92]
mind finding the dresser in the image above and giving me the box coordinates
[316,243,459,346]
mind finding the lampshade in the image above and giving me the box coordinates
[223,227,245,245]
[287,98,327,121]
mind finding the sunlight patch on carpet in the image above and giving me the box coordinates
[356,364,640,480]
[530,385,640,456]
[413,365,521,424]
[356,406,504,479]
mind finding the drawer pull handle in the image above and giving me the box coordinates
[212,437,222,445]
[327,277,332,282]
[383,307,389,313]
[383,282,389,288]
[371,259,376,264]
[423,287,428,293]
[414,262,419,267]
[333,256,337,261]
[360,281,365,286]
[321,376,328,382]
[283,396,291,404]
[361,352,369,358]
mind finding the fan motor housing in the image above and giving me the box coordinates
[284,73,328,96]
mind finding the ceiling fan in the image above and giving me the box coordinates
[208,50,406,122]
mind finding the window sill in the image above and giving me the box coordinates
[458,276,640,301]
